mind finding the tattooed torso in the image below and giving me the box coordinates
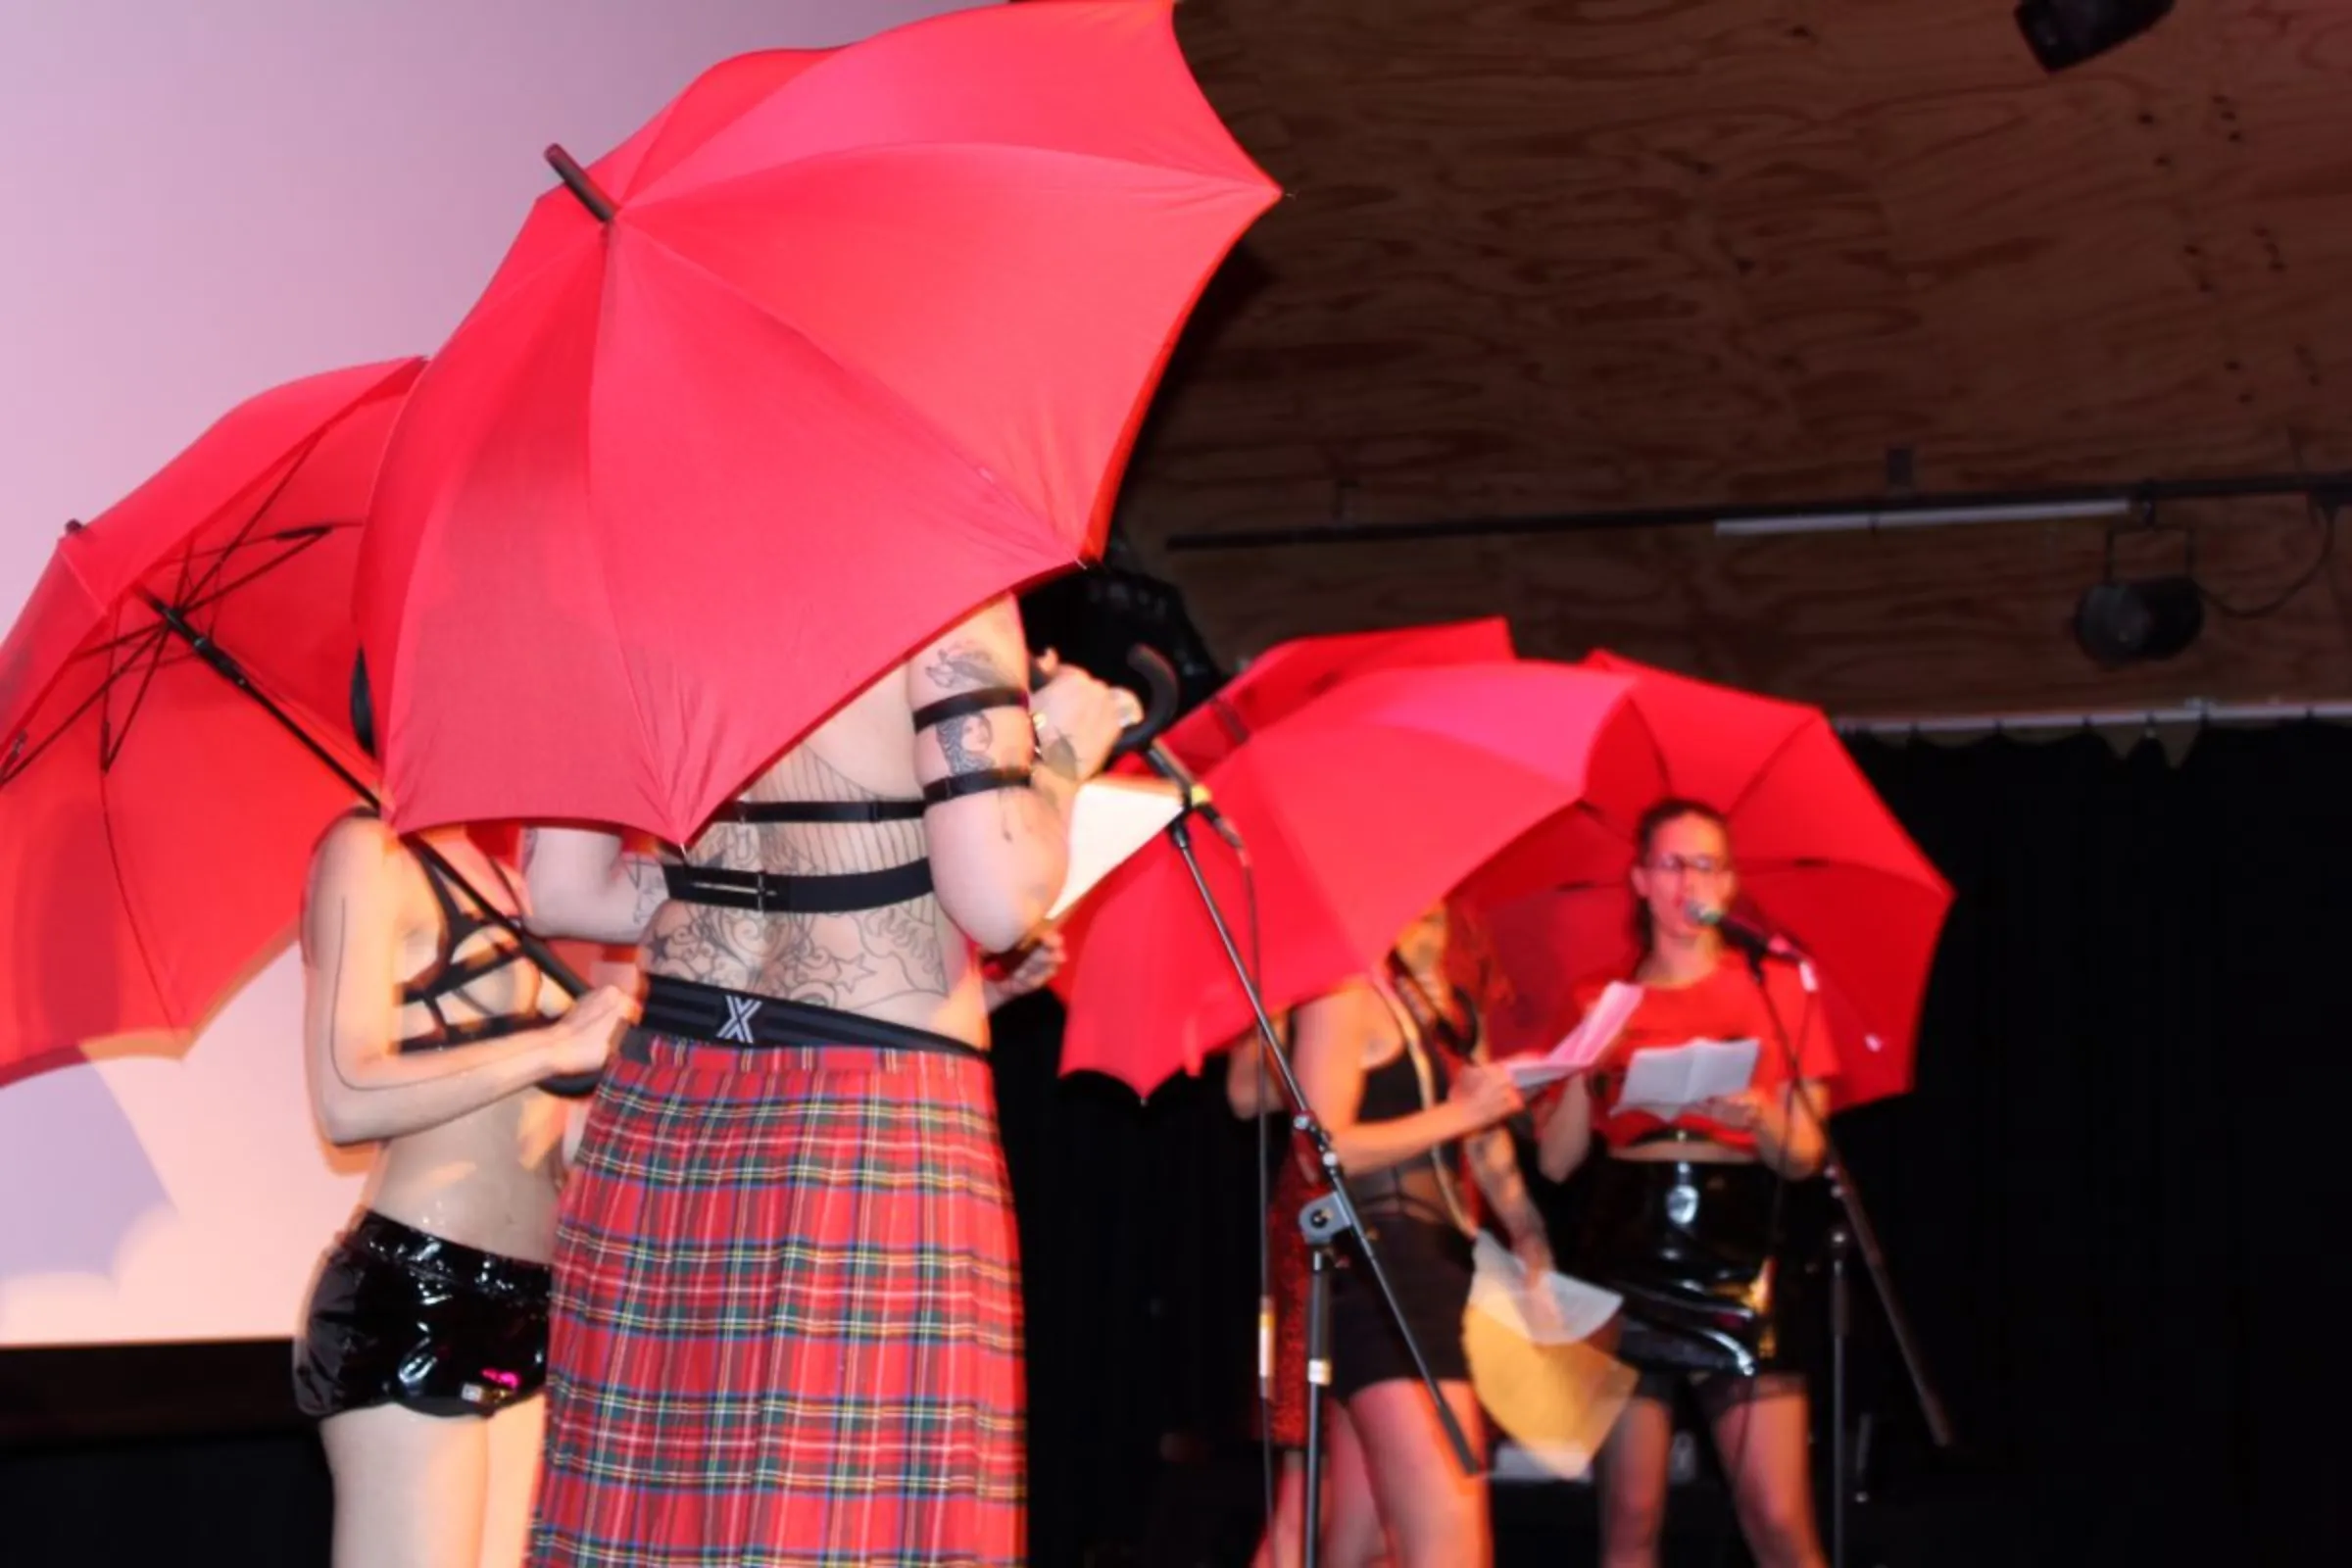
[641,671,967,1021]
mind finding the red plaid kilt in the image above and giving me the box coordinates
[528,1031,1025,1566]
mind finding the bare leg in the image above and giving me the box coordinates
[318,1404,488,1568]
[1595,1391,1675,1568]
[1346,1379,1491,1568]
[477,1396,545,1568]
[1253,1405,1388,1568]
[1324,1403,1390,1568]
[1709,1381,1828,1568]
[1253,1450,1306,1568]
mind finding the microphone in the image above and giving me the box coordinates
[1686,901,1803,963]
[1135,736,1248,855]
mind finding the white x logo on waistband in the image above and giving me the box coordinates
[718,995,763,1044]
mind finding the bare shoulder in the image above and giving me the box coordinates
[309,811,400,892]
[1298,978,1380,1049]
[906,597,1027,703]
[300,812,410,956]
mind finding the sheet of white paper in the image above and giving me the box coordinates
[1048,775,1185,921]
[1615,1038,1759,1117]
[1501,980,1644,1089]
[1468,1232,1623,1346]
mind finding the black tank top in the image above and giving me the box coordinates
[1344,962,1479,1232]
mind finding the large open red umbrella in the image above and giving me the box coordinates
[358,1,1279,840]
[0,360,418,1083]
[1047,617,1520,1006]
[1466,652,1952,1109]
[1152,617,1517,774]
[1057,662,1655,1096]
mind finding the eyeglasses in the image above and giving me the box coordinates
[1646,854,1733,877]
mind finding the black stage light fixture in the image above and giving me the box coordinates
[2074,575,2204,666]
[2016,0,2176,72]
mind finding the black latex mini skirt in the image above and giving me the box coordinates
[292,1210,551,1420]
[1580,1155,1793,1379]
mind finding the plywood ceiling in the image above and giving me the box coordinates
[1108,0,2352,713]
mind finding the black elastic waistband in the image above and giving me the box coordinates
[632,974,985,1059]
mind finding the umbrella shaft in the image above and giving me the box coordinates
[144,595,588,1001]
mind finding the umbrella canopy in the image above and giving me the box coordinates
[0,360,419,1081]
[1058,662,1653,1095]
[357,1,1279,839]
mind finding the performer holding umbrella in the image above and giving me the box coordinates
[1472,652,1954,1568]
[1284,898,1546,1568]
[0,357,631,1568]
[1127,617,1516,1568]
[1534,799,1838,1568]
[295,662,635,1568]
[1056,658,1655,1568]
[353,8,1278,1562]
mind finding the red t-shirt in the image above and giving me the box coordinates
[1575,949,1839,1152]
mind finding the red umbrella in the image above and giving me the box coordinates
[1046,617,1520,1005]
[1153,616,1517,774]
[1057,662,1654,1096]
[1466,652,1952,1109]
[357,1,1279,840]
[0,360,419,1083]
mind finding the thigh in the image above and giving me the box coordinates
[1706,1379,1819,1534]
[319,1403,489,1568]
[1346,1379,1490,1568]
[477,1396,546,1568]
[1325,1402,1388,1568]
[1595,1388,1676,1541]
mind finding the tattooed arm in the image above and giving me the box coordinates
[519,825,669,946]
[301,817,630,1146]
[912,598,1124,954]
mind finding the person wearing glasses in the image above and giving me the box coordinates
[1536,798,1837,1568]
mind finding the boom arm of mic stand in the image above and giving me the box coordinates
[1161,810,1480,1480]
[1747,948,1955,1449]
[1819,1146,1955,1449]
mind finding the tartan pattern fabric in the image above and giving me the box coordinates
[527,1032,1025,1566]
[1261,1154,1316,1450]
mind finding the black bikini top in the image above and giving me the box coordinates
[661,685,1035,915]
[397,852,536,1054]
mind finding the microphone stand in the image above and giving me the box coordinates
[1735,936,1954,1568]
[1148,769,1479,1568]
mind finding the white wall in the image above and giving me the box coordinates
[0,0,993,1348]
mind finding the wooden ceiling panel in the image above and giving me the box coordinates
[1111,0,2352,710]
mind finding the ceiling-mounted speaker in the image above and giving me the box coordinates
[2016,0,2176,73]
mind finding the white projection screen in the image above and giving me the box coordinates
[0,0,996,1379]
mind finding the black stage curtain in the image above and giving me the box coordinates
[989,720,2352,1564]
[1827,722,2352,1564]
